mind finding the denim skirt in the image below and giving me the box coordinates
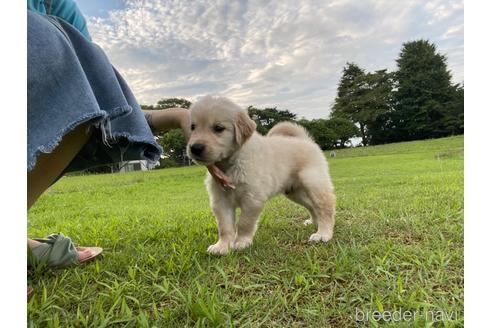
[27,10,162,173]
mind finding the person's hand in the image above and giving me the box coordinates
[207,165,236,190]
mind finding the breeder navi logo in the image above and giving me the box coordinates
[355,307,459,323]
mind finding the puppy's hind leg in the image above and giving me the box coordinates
[285,189,315,226]
[307,189,336,243]
[233,199,264,251]
[297,171,336,243]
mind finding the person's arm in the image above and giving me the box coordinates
[143,108,191,140]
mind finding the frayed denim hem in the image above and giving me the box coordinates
[27,111,107,172]
[107,132,163,165]
[27,102,140,173]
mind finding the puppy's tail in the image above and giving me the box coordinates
[267,121,312,140]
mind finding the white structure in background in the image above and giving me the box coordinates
[349,136,363,147]
[119,160,160,173]
[117,134,165,172]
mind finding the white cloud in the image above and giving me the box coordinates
[87,0,464,119]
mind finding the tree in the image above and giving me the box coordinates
[299,119,338,150]
[332,63,395,146]
[247,106,297,135]
[392,40,462,141]
[324,117,360,148]
[357,70,395,145]
[141,97,192,165]
[331,63,365,121]
[156,98,192,109]
[299,117,358,150]
[159,129,188,165]
[331,63,368,145]
[448,83,464,134]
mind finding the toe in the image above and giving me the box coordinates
[233,239,253,250]
[207,243,229,255]
[309,233,332,243]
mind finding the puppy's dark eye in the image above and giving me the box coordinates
[191,123,196,131]
[213,125,225,133]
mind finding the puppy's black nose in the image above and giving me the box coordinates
[190,143,205,156]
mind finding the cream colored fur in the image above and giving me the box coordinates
[187,96,336,255]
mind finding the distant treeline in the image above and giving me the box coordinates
[142,39,463,166]
[331,39,463,146]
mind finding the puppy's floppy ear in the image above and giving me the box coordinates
[235,111,257,145]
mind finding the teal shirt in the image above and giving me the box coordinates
[27,0,92,41]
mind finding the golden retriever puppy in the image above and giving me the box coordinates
[187,96,336,255]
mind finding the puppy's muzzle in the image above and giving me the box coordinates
[190,143,206,157]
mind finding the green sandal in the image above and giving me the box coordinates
[27,233,102,268]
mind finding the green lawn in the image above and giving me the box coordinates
[27,135,464,327]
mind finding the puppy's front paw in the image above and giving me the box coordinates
[308,232,333,243]
[207,242,230,255]
[232,238,253,250]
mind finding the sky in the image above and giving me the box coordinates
[77,0,464,119]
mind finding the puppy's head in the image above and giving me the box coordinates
[187,96,256,165]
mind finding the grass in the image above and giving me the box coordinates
[27,135,464,327]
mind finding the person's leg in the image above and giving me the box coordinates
[28,123,96,261]
[27,123,92,209]
[28,238,96,262]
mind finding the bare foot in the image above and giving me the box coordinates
[75,247,101,262]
